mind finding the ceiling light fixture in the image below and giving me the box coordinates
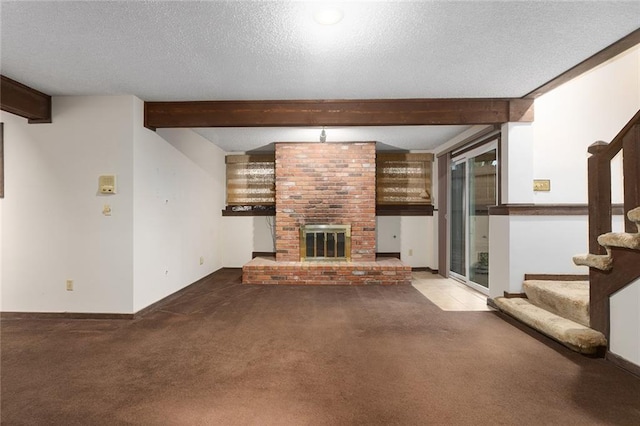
[313,8,343,25]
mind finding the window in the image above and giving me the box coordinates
[376,153,433,205]
[225,154,275,206]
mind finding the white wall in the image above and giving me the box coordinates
[1,96,228,314]
[222,217,254,267]
[610,278,640,365]
[501,123,534,204]
[400,216,433,269]
[132,119,226,312]
[1,96,135,313]
[489,214,625,298]
[532,46,640,204]
[218,216,277,266]
[254,216,275,253]
[489,215,589,298]
[375,216,435,268]
[488,216,510,298]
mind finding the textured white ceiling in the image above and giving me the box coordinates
[1,1,639,151]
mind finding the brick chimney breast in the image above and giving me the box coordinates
[275,142,376,262]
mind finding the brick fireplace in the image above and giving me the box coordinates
[242,142,411,285]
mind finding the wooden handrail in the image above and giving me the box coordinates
[588,109,640,247]
[589,109,640,162]
[587,109,640,337]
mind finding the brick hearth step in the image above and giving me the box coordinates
[242,256,412,285]
[493,297,606,355]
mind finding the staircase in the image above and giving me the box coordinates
[493,206,640,356]
[494,109,640,361]
[494,279,606,355]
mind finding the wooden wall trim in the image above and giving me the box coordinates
[222,205,435,216]
[489,204,625,216]
[437,153,449,277]
[222,209,275,217]
[525,28,640,98]
[144,98,534,129]
[376,204,434,216]
[0,312,134,320]
[524,274,589,281]
[622,123,640,232]
[133,270,223,318]
[606,351,640,379]
[1,269,224,320]
[0,75,52,123]
[436,126,500,158]
[252,252,406,260]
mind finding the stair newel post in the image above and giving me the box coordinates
[586,141,612,337]
[622,124,640,232]
[587,141,612,255]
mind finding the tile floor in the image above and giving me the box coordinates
[412,271,494,311]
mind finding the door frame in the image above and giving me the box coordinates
[449,142,498,294]
[437,128,501,286]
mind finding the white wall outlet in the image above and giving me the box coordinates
[199,256,204,265]
[66,280,74,291]
[408,249,413,256]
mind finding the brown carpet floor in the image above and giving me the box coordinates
[2,268,639,425]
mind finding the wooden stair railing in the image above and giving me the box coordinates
[587,109,640,338]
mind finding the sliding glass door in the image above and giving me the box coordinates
[449,142,497,294]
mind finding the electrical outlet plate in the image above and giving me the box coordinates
[66,280,73,291]
[533,179,551,191]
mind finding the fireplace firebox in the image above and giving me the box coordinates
[300,224,351,261]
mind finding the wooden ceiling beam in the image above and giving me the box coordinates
[1,75,52,123]
[144,98,533,130]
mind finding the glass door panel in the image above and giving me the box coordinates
[468,149,496,288]
[450,161,466,277]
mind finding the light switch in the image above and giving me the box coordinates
[533,179,551,191]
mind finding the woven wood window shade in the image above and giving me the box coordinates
[376,153,434,205]
[226,154,275,206]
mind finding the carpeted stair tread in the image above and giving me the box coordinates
[597,231,640,250]
[523,280,590,327]
[572,206,640,270]
[628,206,640,224]
[572,253,613,271]
[493,297,606,355]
